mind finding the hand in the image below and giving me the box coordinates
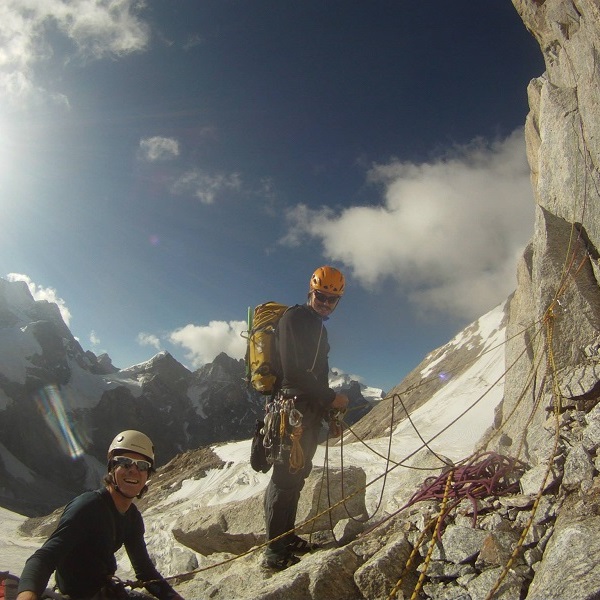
[330,393,349,410]
[328,419,342,438]
[17,592,38,600]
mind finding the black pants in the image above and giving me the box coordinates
[263,407,321,555]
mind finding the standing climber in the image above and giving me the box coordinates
[17,430,184,600]
[262,266,349,570]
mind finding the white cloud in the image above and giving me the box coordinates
[6,273,72,326]
[90,330,100,345]
[139,136,180,161]
[0,0,150,106]
[137,332,161,350]
[281,130,534,321]
[169,320,247,368]
[171,169,242,204]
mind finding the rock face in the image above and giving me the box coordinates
[489,0,600,456]
[484,0,599,487]
[480,1,600,597]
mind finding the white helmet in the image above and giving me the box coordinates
[107,430,155,468]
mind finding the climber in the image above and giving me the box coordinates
[262,266,350,570]
[16,430,184,600]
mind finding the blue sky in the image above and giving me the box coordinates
[0,1,544,392]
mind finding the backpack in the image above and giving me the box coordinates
[244,301,288,394]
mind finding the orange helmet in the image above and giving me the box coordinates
[309,266,345,296]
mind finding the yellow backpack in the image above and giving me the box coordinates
[244,302,288,394]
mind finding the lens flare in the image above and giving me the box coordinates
[35,384,85,459]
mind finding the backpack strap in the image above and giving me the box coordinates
[306,321,324,377]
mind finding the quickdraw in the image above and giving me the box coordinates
[262,394,304,472]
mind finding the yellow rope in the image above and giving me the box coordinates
[388,522,434,600]
[386,470,454,600]
[484,308,564,600]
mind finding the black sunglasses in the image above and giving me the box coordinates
[313,290,340,305]
[113,456,152,472]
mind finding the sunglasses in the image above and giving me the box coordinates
[112,456,152,472]
[313,290,340,305]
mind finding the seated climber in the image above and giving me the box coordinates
[17,430,184,600]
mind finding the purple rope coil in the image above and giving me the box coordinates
[406,452,527,534]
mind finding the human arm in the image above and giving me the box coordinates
[16,552,53,600]
[17,591,65,600]
[17,494,98,599]
[125,511,184,600]
[18,491,115,599]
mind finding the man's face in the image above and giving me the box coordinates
[112,451,150,496]
[309,289,340,317]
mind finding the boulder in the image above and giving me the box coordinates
[172,466,367,555]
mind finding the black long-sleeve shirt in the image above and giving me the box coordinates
[276,303,336,411]
[17,487,178,599]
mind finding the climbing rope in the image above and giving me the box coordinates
[332,399,396,527]
[406,452,526,522]
[393,470,455,600]
[382,452,526,600]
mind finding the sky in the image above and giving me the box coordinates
[1,303,506,577]
[0,0,544,392]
